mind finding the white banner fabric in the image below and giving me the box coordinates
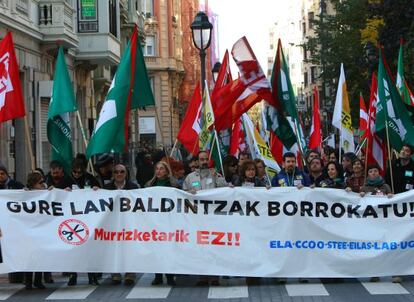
[1,187,414,278]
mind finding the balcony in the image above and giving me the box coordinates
[76,33,120,66]
[38,0,78,49]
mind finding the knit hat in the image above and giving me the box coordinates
[0,163,8,175]
[95,153,114,167]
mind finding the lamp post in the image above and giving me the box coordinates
[191,11,213,94]
[364,42,378,80]
[212,62,221,83]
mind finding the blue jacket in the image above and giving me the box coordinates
[271,168,311,187]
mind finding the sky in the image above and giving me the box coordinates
[208,0,289,74]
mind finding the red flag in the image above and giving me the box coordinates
[177,84,202,155]
[211,50,232,98]
[269,132,284,165]
[365,73,387,175]
[309,86,321,150]
[211,50,235,131]
[359,93,368,141]
[0,32,25,122]
[229,117,246,157]
[215,37,272,130]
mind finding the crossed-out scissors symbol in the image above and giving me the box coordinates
[62,224,84,241]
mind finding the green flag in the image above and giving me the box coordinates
[396,41,414,107]
[376,50,414,151]
[265,39,299,150]
[86,28,138,158]
[47,47,77,173]
[130,35,155,109]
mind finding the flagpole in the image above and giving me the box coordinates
[75,111,95,175]
[23,116,35,171]
[364,130,370,180]
[154,107,170,167]
[292,121,307,168]
[213,129,225,176]
[169,139,178,158]
[384,121,395,193]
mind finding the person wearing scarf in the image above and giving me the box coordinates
[146,161,179,286]
[360,164,393,197]
[320,161,345,189]
[345,158,365,193]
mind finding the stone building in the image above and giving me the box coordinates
[0,0,211,182]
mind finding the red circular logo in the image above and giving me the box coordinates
[58,219,89,246]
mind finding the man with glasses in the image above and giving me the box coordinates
[182,151,228,286]
[104,163,139,285]
[71,158,100,190]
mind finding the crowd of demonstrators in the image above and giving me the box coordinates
[1,142,413,288]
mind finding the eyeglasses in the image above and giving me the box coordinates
[114,170,126,174]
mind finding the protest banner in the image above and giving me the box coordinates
[1,187,414,277]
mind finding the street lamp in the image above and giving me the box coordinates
[364,42,378,88]
[212,62,221,83]
[191,11,213,93]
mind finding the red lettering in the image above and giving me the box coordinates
[197,231,210,244]
[143,232,150,241]
[211,232,225,245]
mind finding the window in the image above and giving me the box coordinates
[141,0,153,18]
[304,72,308,87]
[308,12,314,29]
[303,46,307,60]
[77,0,98,32]
[149,76,155,93]
[311,66,316,84]
[143,35,156,56]
[109,0,117,37]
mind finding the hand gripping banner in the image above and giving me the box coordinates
[1,187,414,277]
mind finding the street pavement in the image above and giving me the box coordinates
[1,273,414,301]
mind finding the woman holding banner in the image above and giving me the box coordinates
[146,161,179,286]
[24,171,47,290]
[234,159,269,285]
[319,162,345,189]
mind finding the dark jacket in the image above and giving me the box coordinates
[309,173,325,187]
[104,181,140,190]
[144,176,180,188]
[386,158,414,194]
[319,177,345,189]
[234,176,267,187]
[0,178,24,189]
[271,168,311,187]
[72,172,100,189]
[45,173,73,189]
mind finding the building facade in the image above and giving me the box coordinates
[0,0,215,182]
